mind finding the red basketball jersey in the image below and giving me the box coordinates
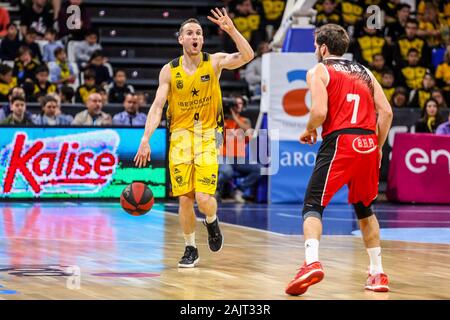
[320,58,377,137]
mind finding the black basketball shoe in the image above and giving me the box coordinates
[203,217,224,252]
[178,246,200,268]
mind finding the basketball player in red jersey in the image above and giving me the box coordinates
[285,24,393,296]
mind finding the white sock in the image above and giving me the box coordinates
[184,232,196,248]
[206,214,217,224]
[305,239,319,265]
[367,247,384,274]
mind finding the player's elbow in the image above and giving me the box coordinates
[310,107,327,122]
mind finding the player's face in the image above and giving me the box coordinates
[179,23,204,55]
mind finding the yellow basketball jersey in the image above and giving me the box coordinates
[167,53,224,137]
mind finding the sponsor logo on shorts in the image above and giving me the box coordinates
[352,136,377,154]
[198,177,211,185]
[175,176,183,185]
[201,74,210,82]
[174,168,181,174]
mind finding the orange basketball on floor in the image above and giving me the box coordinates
[120,182,154,216]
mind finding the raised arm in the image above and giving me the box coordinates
[134,64,171,167]
[300,64,329,145]
[208,7,254,71]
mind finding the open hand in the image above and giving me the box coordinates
[134,139,151,168]
[207,7,236,35]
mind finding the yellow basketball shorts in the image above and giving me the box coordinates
[168,130,219,197]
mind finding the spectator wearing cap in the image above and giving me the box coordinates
[112,93,147,126]
[49,47,77,86]
[21,28,43,62]
[13,46,41,84]
[75,29,102,69]
[75,69,100,104]
[0,23,21,60]
[72,92,112,126]
[42,28,64,63]
[33,65,58,103]
[86,50,112,87]
[0,64,17,102]
[1,95,34,125]
[33,95,73,126]
[108,69,134,104]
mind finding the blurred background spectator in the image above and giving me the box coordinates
[74,29,102,69]
[72,92,111,126]
[217,94,261,203]
[112,93,146,126]
[0,23,21,60]
[244,41,270,99]
[108,69,134,104]
[32,94,72,125]
[43,28,64,63]
[415,98,445,132]
[1,94,33,125]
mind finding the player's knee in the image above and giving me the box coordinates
[353,202,374,220]
[195,193,212,212]
[179,193,195,209]
[302,204,324,221]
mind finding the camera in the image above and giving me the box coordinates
[222,97,236,117]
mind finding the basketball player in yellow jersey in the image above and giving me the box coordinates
[134,8,254,267]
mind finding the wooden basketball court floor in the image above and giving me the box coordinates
[0,202,449,300]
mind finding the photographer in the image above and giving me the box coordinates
[217,94,261,203]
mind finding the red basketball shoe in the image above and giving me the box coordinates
[285,261,324,296]
[365,272,389,292]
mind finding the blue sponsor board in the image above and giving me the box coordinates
[270,140,348,204]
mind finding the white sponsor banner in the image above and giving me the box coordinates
[262,52,320,141]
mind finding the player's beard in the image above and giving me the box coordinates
[316,50,323,63]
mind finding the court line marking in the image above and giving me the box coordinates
[276,213,450,224]
[154,209,298,237]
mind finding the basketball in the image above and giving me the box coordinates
[120,182,154,216]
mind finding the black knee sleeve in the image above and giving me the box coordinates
[353,202,374,220]
[302,204,325,221]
